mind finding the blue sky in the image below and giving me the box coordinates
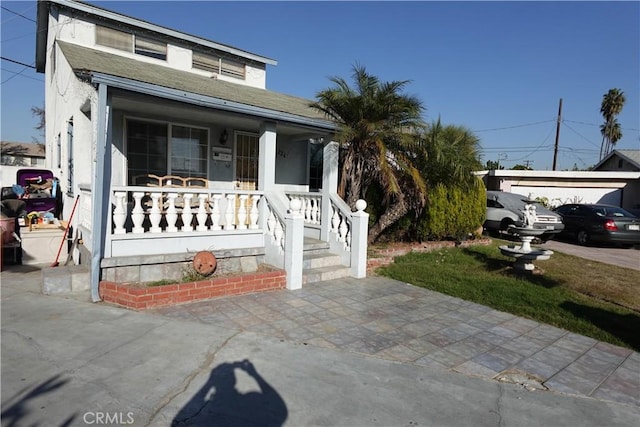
[1,0,638,170]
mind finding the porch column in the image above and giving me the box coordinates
[284,199,304,290]
[350,199,369,278]
[258,121,277,191]
[320,140,339,241]
[90,84,112,302]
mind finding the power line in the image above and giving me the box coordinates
[1,6,36,23]
[564,118,640,132]
[472,119,555,133]
[1,57,36,69]
[561,121,600,149]
[0,67,44,82]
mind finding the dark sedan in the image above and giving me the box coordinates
[554,204,640,247]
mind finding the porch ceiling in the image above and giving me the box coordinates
[58,41,336,131]
[111,91,325,138]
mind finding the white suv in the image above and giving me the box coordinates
[484,191,565,242]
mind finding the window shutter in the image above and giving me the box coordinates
[221,57,245,79]
[192,51,220,73]
[135,36,167,60]
[96,25,133,51]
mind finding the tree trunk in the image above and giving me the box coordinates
[367,196,409,244]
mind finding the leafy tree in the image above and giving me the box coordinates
[31,105,45,145]
[484,160,504,170]
[599,88,625,160]
[510,164,532,170]
[311,65,427,243]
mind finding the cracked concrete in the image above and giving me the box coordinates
[2,266,640,426]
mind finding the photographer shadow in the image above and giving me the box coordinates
[172,359,287,427]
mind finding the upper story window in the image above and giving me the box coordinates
[96,25,167,61]
[192,50,245,80]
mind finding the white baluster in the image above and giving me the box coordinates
[210,194,222,230]
[165,193,178,232]
[196,194,208,231]
[149,193,162,233]
[132,192,145,234]
[339,214,348,245]
[274,219,284,251]
[331,205,341,237]
[224,194,236,230]
[237,194,248,229]
[345,228,351,251]
[249,195,260,229]
[182,193,193,232]
[304,197,312,223]
[267,208,276,237]
[113,191,127,234]
[311,197,320,224]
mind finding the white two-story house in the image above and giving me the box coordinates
[35,0,368,301]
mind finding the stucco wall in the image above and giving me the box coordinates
[481,170,640,212]
[45,8,97,221]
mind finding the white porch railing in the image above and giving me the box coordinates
[110,186,263,235]
[78,183,93,248]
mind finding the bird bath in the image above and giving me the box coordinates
[499,202,554,272]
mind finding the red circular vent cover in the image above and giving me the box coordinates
[193,251,217,276]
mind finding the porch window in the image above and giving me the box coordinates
[126,119,209,185]
[192,50,246,80]
[171,126,208,179]
[126,120,168,185]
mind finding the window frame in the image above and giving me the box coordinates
[124,117,210,185]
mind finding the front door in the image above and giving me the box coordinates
[234,132,259,190]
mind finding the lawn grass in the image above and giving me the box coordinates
[377,240,640,351]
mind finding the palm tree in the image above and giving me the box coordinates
[416,119,482,188]
[599,88,625,160]
[311,65,427,243]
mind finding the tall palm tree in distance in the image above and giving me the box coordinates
[599,88,625,161]
[311,65,427,243]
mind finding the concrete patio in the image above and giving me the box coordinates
[150,276,639,407]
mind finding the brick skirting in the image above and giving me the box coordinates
[100,269,286,310]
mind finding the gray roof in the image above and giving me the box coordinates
[58,41,330,124]
[593,149,640,171]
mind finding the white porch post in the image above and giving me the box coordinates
[258,121,277,191]
[350,199,369,278]
[321,140,339,241]
[284,199,304,290]
[90,84,111,302]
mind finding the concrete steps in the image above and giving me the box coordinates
[303,238,350,284]
[42,264,90,295]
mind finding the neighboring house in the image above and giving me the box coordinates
[1,141,46,167]
[0,142,46,189]
[479,169,640,213]
[35,0,368,301]
[592,150,640,172]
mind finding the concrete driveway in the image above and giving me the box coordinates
[542,239,640,271]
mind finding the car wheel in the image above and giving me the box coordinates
[576,229,590,246]
[500,218,514,231]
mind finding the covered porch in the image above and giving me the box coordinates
[80,76,369,301]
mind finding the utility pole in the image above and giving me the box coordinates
[552,98,562,171]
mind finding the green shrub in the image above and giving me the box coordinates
[416,181,485,241]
